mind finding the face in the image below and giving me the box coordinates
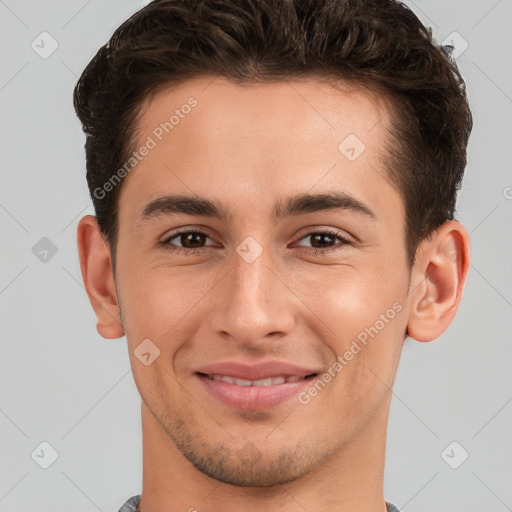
[113,77,410,486]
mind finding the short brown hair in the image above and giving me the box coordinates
[73,0,472,267]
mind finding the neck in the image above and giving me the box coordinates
[137,395,391,512]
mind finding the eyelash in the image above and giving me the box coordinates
[159,228,353,256]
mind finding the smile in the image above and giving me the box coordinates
[196,372,319,411]
[202,373,316,386]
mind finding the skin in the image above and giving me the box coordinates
[77,76,470,512]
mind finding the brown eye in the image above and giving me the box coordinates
[174,232,207,249]
[295,230,353,254]
[308,233,337,248]
[160,230,214,255]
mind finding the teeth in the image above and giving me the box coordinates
[208,374,300,386]
[253,377,279,386]
[233,378,252,386]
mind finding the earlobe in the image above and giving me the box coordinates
[77,215,125,339]
[406,220,470,342]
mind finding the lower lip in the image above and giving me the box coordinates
[196,374,316,411]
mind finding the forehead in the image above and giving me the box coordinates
[119,76,398,223]
[136,76,391,147]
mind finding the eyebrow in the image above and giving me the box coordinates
[138,191,376,223]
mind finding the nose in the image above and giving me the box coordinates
[209,245,296,349]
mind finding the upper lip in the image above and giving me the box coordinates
[195,360,320,381]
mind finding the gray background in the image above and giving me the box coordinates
[1,0,511,511]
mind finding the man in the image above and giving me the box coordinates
[74,0,472,510]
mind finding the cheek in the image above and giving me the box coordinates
[308,266,407,375]
[306,278,405,426]
[306,265,402,326]
[117,263,219,346]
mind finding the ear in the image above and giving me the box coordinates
[77,215,125,339]
[406,220,470,342]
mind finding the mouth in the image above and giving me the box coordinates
[197,372,318,386]
[195,371,319,411]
